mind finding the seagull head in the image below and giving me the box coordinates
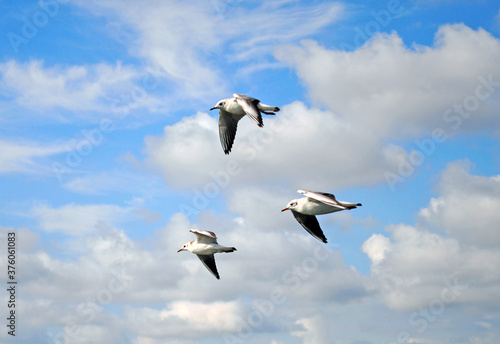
[210,99,226,111]
[177,241,193,253]
[281,200,299,212]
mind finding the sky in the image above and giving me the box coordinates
[1,0,500,343]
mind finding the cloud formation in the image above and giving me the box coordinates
[363,161,500,313]
[276,24,500,137]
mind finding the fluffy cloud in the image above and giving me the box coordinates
[0,60,148,114]
[276,24,500,137]
[419,160,500,247]
[292,316,330,344]
[124,300,246,340]
[362,161,500,311]
[144,24,500,195]
[14,184,374,342]
[144,101,407,192]
[14,158,500,343]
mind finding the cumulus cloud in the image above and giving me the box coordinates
[144,24,500,196]
[275,24,500,137]
[419,160,500,247]
[124,300,246,340]
[144,101,408,192]
[15,158,500,342]
[292,316,330,344]
[362,162,500,311]
[0,60,148,114]
[13,185,375,342]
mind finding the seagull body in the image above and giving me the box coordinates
[282,190,362,243]
[210,93,280,154]
[178,229,236,280]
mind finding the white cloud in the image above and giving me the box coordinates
[275,24,500,137]
[363,162,500,311]
[124,300,245,340]
[419,160,500,247]
[13,191,376,341]
[144,101,408,191]
[361,233,391,264]
[71,1,344,101]
[292,316,330,344]
[0,60,144,114]
[144,112,227,190]
[30,202,141,235]
[0,138,68,174]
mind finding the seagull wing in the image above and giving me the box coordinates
[196,254,220,279]
[190,229,218,244]
[234,94,263,127]
[298,189,348,210]
[219,109,245,155]
[291,210,328,243]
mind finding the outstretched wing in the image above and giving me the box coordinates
[218,109,244,155]
[190,229,218,244]
[197,254,220,279]
[291,210,328,244]
[234,94,263,127]
[298,189,348,210]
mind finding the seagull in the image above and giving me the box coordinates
[210,93,280,154]
[281,190,362,243]
[177,229,236,280]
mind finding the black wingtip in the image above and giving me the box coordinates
[318,235,328,244]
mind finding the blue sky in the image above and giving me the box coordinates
[1,1,500,343]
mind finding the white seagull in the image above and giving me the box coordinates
[178,229,236,280]
[210,93,280,154]
[282,190,362,243]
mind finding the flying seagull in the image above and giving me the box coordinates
[210,93,280,154]
[282,190,362,243]
[178,229,236,280]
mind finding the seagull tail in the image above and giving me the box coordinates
[221,247,237,253]
[258,103,280,113]
[342,202,362,210]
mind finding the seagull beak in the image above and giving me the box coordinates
[177,248,184,252]
[210,106,217,111]
[281,207,289,212]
